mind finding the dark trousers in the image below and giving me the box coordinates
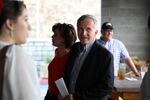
[44,90,58,100]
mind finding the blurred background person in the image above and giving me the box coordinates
[140,14,150,100]
[0,0,41,100]
[99,22,140,77]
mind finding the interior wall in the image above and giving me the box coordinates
[102,0,150,59]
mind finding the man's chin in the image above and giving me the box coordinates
[80,40,89,45]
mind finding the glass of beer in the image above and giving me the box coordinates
[117,63,126,79]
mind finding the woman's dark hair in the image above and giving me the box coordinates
[52,23,77,49]
[0,0,26,29]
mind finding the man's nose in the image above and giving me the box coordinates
[81,30,87,35]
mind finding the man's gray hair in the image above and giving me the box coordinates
[77,14,97,26]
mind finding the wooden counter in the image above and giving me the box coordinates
[110,77,142,100]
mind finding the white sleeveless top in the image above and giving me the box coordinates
[0,41,41,100]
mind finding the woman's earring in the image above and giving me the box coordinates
[9,30,13,37]
[28,24,31,30]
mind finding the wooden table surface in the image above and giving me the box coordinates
[110,77,142,100]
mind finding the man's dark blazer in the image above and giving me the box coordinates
[64,39,114,100]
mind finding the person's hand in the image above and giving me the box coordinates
[135,71,141,77]
[58,94,73,100]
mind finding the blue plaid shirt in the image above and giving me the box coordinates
[99,38,129,76]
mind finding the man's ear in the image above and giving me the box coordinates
[101,30,104,35]
[5,19,14,31]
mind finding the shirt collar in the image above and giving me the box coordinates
[84,39,95,52]
[100,37,112,44]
